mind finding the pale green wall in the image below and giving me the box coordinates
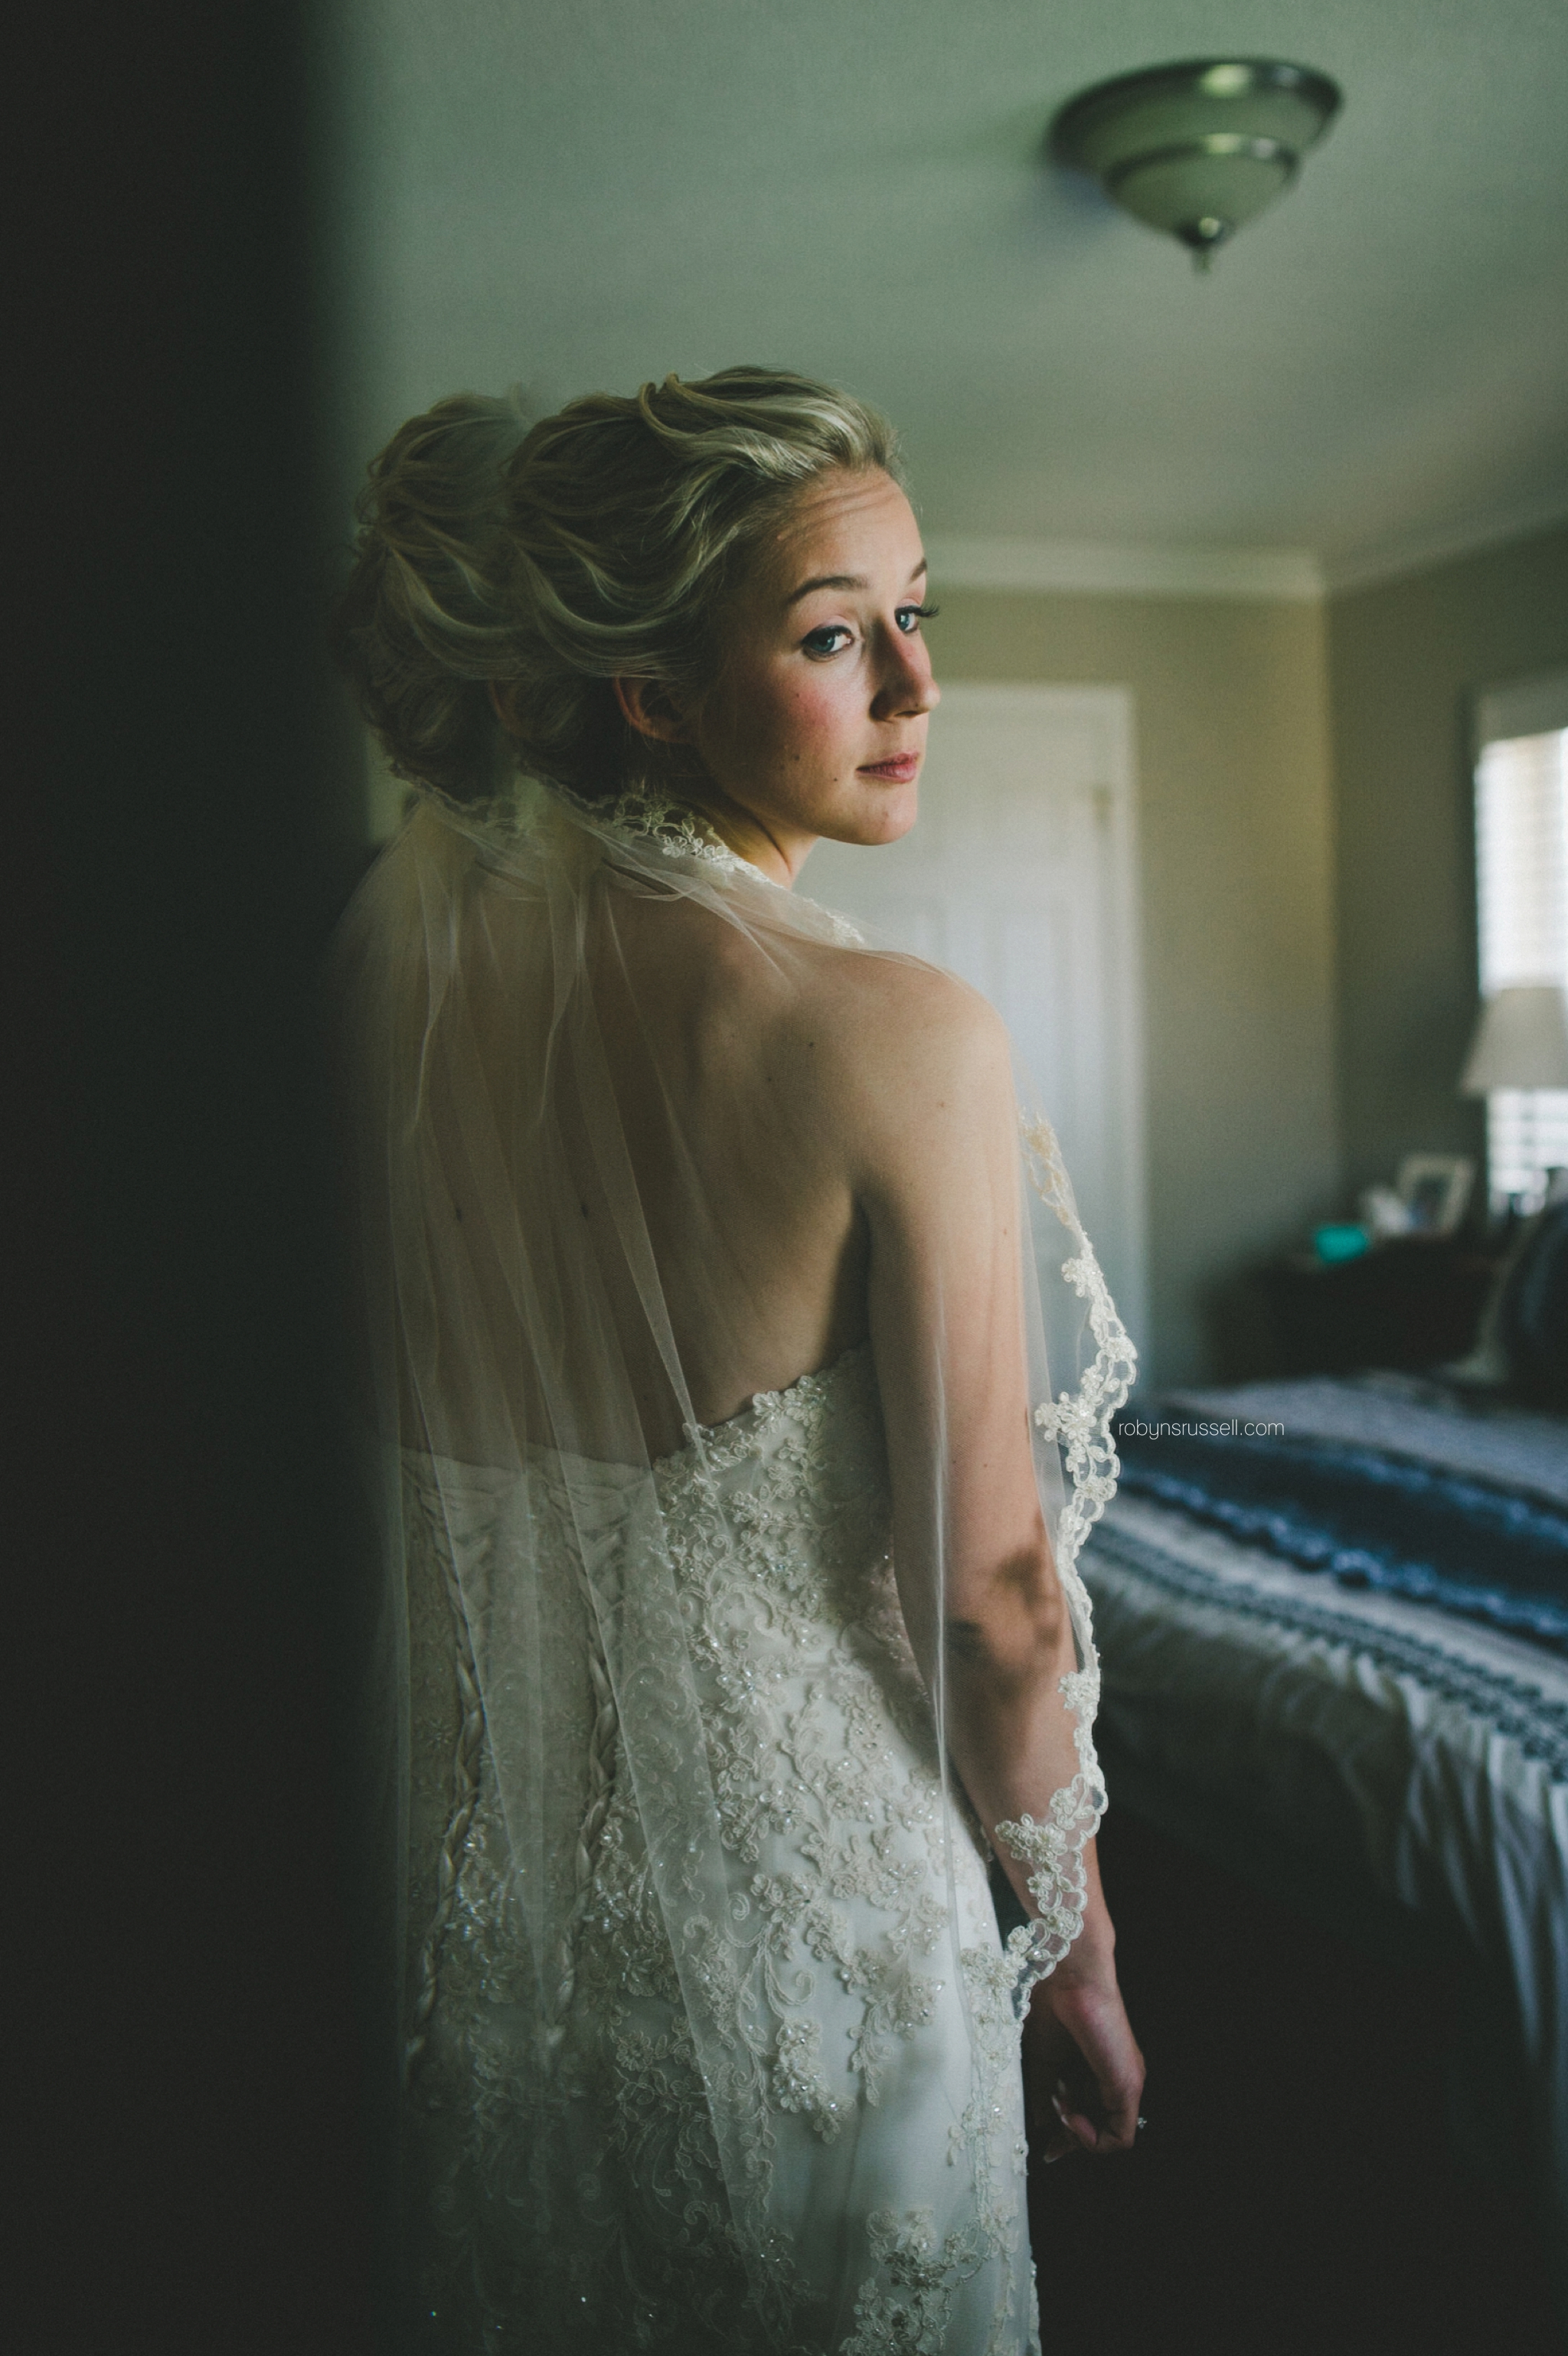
[1326,523,1568,1201]
[930,524,1568,1387]
[925,587,1338,1388]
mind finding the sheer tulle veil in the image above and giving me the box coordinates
[329,767,1135,2336]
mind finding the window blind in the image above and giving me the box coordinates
[1473,710,1568,1200]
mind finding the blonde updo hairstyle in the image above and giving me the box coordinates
[332,365,902,806]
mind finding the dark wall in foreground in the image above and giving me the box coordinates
[1327,524,1568,1204]
[20,12,377,2349]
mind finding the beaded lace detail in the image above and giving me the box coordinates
[403,1349,1048,2349]
[991,1113,1138,2000]
[581,779,869,943]
[1022,1115,1138,1578]
[598,780,756,876]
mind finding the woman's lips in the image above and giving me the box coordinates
[857,753,921,782]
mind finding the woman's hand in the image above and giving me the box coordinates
[1023,1953,1145,2163]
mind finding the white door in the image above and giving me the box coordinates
[803,684,1148,1362]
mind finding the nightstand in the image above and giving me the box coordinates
[1250,1237,1502,1377]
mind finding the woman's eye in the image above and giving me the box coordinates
[802,624,854,658]
[896,603,939,635]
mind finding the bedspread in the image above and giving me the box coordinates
[1082,1376,1568,2292]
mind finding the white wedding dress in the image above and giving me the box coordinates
[332,782,1134,2355]
[402,1341,1040,2353]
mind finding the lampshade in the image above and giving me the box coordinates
[1051,58,1342,266]
[1459,984,1568,1093]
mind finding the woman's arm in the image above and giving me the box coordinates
[848,959,1144,2157]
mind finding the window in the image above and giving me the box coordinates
[1472,673,1568,1208]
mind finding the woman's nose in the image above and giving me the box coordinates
[872,625,939,718]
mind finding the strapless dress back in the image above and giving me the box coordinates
[400,1344,1040,2354]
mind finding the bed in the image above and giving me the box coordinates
[1081,1206,1568,2292]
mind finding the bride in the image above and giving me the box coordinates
[330,366,1145,2352]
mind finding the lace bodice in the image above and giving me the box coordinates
[401,1343,1057,2352]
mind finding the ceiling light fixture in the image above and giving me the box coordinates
[1050,57,1342,270]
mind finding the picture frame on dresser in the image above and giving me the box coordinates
[1397,1153,1476,1237]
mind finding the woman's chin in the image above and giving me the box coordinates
[829,776,920,847]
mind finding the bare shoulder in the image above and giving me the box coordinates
[785,935,1001,1045]
[786,945,1015,1167]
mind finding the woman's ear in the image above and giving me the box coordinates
[613,675,692,744]
[488,678,522,735]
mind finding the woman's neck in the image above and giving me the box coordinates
[684,783,812,887]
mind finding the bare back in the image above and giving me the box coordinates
[586,880,875,1446]
[391,797,1019,1486]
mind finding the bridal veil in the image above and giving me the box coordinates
[330,770,1134,2341]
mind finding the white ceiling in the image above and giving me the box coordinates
[332,0,1568,584]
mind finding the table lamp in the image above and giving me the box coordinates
[1460,983,1568,1200]
[1461,985,1568,1092]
